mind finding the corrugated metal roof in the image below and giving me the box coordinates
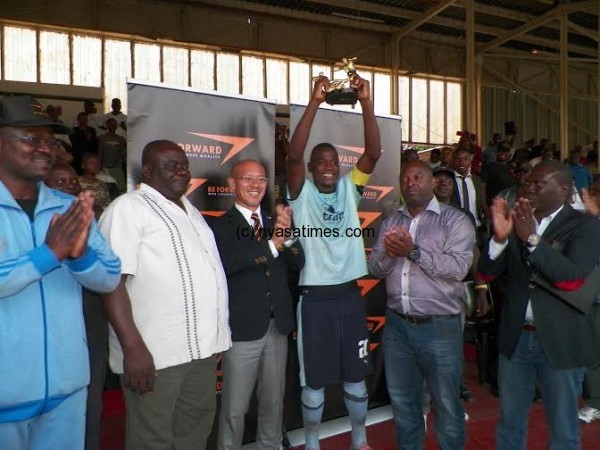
[221,0,598,58]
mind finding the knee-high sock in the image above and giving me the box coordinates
[301,386,325,450]
[343,381,368,449]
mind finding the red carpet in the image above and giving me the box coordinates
[100,344,600,449]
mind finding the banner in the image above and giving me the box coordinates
[127,80,276,211]
[287,105,402,427]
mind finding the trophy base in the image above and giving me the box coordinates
[325,89,358,106]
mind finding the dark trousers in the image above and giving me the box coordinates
[583,304,600,409]
[83,290,109,450]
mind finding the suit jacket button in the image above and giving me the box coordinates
[528,283,536,289]
[266,270,271,276]
[266,292,271,297]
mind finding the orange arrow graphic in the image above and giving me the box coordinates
[365,185,395,202]
[367,316,386,334]
[357,279,381,296]
[186,178,207,196]
[187,133,255,165]
[336,145,365,154]
[357,211,381,229]
[201,210,227,218]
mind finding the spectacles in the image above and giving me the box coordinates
[1,133,62,151]
[236,175,268,184]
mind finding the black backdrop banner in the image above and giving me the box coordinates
[127,80,276,212]
[127,81,401,445]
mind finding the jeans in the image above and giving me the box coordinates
[382,310,465,450]
[496,330,585,450]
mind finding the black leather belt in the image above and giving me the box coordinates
[388,308,456,324]
[522,323,536,332]
[301,280,358,296]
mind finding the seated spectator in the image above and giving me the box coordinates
[440,146,454,168]
[98,117,126,193]
[480,142,515,205]
[482,132,502,166]
[428,148,441,169]
[69,112,98,174]
[568,148,593,191]
[79,153,112,215]
[497,161,531,208]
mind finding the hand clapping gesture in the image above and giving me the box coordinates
[45,191,95,260]
[383,226,414,259]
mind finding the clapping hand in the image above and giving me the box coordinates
[45,191,95,260]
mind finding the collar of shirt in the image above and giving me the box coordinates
[398,196,441,218]
[139,183,191,212]
[235,203,262,227]
[535,204,564,235]
[454,170,471,179]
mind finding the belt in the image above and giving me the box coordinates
[388,308,456,324]
[522,323,536,332]
[301,280,358,296]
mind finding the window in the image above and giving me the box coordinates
[163,46,189,86]
[133,43,160,82]
[398,76,410,142]
[242,55,264,98]
[374,72,391,116]
[447,82,463,144]
[190,50,214,90]
[72,35,101,87]
[134,43,160,83]
[216,53,239,94]
[4,26,37,82]
[412,78,428,143]
[289,61,310,104]
[266,58,287,104]
[104,39,132,112]
[429,80,445,144]
[40,31,70,84]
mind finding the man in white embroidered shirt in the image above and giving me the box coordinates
[99,140,231,450]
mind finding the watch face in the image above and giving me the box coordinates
[527,234,541,246]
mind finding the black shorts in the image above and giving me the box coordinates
[297,281,372,389]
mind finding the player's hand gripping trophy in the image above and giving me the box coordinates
[313,57,360,106]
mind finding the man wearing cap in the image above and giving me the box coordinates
[497,161,532,209]
[0,95,121,448]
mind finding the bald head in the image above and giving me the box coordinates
[535,160,573,186]
[142,140,181,165]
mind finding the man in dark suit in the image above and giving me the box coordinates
[210,159,304,450]
[479,160,600,450]
[451,147,488,246]
[69,112,98,174]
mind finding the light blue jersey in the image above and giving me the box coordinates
[288,171,367,285]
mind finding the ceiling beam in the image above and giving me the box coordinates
[391,0,455,42]
[456,1,598,43]
[478,5,560,54]
[309,0,596,57]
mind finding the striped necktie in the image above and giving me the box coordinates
[251,212,262,241]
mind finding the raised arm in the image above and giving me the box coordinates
[353,76,381,175]
[287,76,329,199]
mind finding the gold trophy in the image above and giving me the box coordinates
[315,57,359,106]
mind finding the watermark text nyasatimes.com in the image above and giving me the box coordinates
[236,225,375,240]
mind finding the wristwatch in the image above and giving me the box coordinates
[408,246,421,262]
[525,233,541,248]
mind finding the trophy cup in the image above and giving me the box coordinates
[318,57,359,106]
